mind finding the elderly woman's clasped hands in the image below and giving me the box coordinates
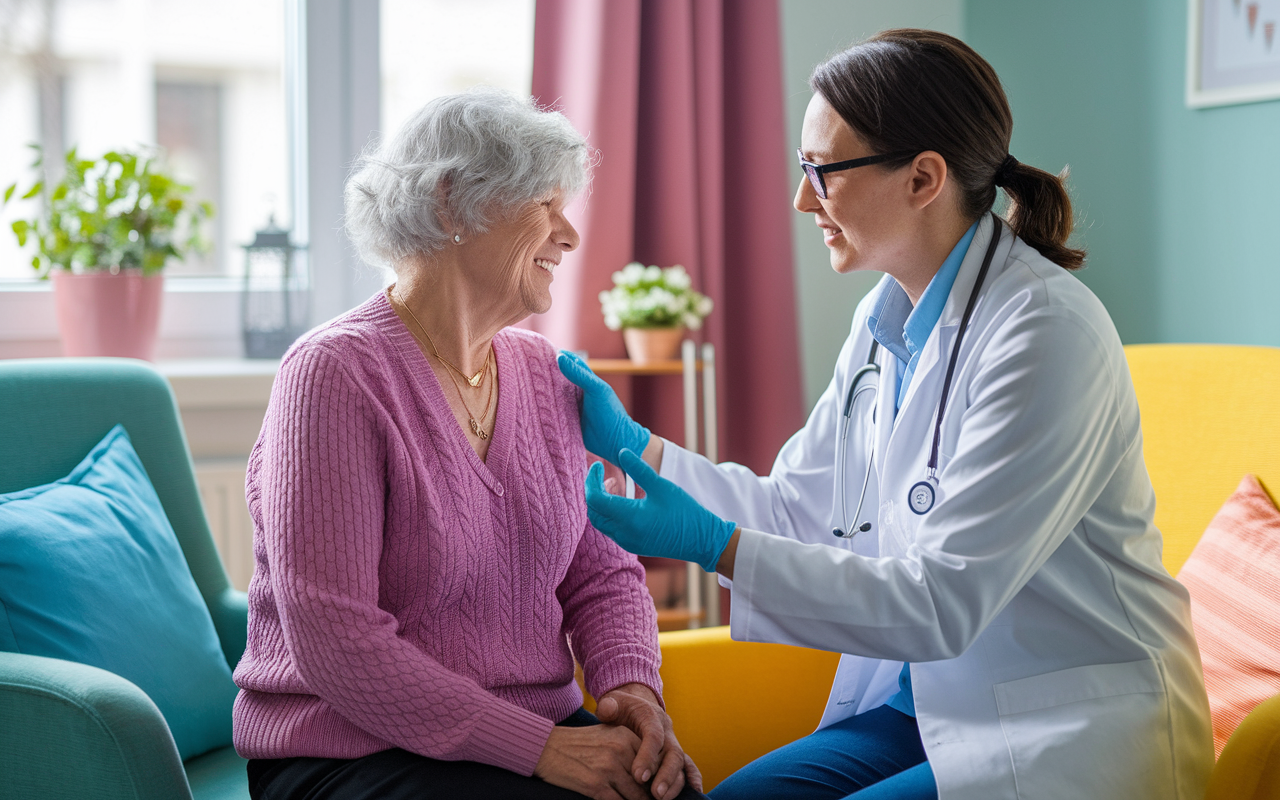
[538,684,701,800]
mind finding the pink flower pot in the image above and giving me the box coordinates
[52,270,165,360]
[622,327,685,364]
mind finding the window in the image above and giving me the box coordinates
[0,0,535,358]
[155,81,223,274]
[0,0,288,281]
[380,0,534,137]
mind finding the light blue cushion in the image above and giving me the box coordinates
[0,424,237,760]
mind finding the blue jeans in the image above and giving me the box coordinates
[708,705,937,800]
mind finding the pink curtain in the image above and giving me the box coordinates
[528,0,803,476]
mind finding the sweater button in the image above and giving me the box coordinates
[495,483,505,496]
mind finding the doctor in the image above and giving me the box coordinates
[558,29,1212,800]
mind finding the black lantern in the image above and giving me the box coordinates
[241,216,307,359]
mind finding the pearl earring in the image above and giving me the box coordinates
[453,234,462,244]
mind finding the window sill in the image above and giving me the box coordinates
[0,276,252,292]
[0,284,248,359]
[157,358,279,409]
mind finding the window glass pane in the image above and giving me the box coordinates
[156,81,223,273]
[0,0,288,280]
[380,0,535,140]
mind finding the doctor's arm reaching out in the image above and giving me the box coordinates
[585,449,742,578]
[558,351,667,471]
[560,345,849,547]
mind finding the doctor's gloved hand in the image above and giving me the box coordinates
[586,448,737,574]
[557,350,650,466]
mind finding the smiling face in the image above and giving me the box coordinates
[462,189,580,322]
[794,93,918,276]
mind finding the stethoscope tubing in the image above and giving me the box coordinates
[834,213,1003,538]
[835,353,879,538]
[926,215,1002,478]
[843,359,880,418]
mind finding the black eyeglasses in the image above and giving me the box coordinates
[797,149,919,199]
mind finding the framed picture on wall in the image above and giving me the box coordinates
[1187,0,1280,107]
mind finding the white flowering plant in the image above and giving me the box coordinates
[599,263,714,331]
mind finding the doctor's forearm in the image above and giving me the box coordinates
[716,528,740,580]
[643,435,664,473]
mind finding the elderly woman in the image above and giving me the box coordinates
[231,89,703,800]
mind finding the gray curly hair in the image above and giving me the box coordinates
[344,87,590,269]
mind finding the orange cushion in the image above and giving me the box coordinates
[1177,474,1280,757]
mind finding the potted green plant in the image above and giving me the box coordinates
[4,146,213,360]
[599,263,713,364]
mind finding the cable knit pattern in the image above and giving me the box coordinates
[232,292,662,777]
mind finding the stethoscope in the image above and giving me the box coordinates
[833,215,1002,539]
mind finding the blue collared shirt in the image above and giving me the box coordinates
[867,220,979,412]
[864,219,979,717]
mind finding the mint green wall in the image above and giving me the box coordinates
[1148,3,1280,346]
[965,1,1159,344]
[967,1,1280,346]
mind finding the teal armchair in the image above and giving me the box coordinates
[0,358,250,800]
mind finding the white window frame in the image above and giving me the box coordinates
[296,0,386,327]
[0,0,384,360]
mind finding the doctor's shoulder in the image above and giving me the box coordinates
[978,239,1129,384]
[996,235,1118,337]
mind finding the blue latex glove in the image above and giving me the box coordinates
[585,448,737,573]
[557,350,651,466]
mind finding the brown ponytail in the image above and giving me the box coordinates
[811,29,1086,270]
[997,161,1085,270]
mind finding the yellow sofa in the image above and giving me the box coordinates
[656,344,1280,796]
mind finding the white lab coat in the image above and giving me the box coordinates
[660,215,1213,799]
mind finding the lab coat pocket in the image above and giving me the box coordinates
[994,659,1175,800]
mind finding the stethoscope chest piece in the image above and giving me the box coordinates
[908,479,936,515]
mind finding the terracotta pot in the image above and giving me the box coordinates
[622,326,685,364]
[52,270,165,360]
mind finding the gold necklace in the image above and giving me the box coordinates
[393,286,490,388]
[440,352,496,440]
[390,287,496,440]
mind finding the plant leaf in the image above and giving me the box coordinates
[11,219,29,246]
[3,183,14,204]
[72,243,94,268]
[21,181,43,200]
[15,144,211,275]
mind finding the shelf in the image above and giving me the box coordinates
[586,358,703,375]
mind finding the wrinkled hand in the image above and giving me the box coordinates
[558,351,650,465]
[596,684,703,800]
[586,448,737,573]
[534,724,649,800]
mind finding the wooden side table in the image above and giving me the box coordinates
[587,340,721,628]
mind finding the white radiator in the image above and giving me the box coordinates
[194,459,255,591]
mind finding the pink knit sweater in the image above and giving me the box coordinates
[232,292,661,776]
